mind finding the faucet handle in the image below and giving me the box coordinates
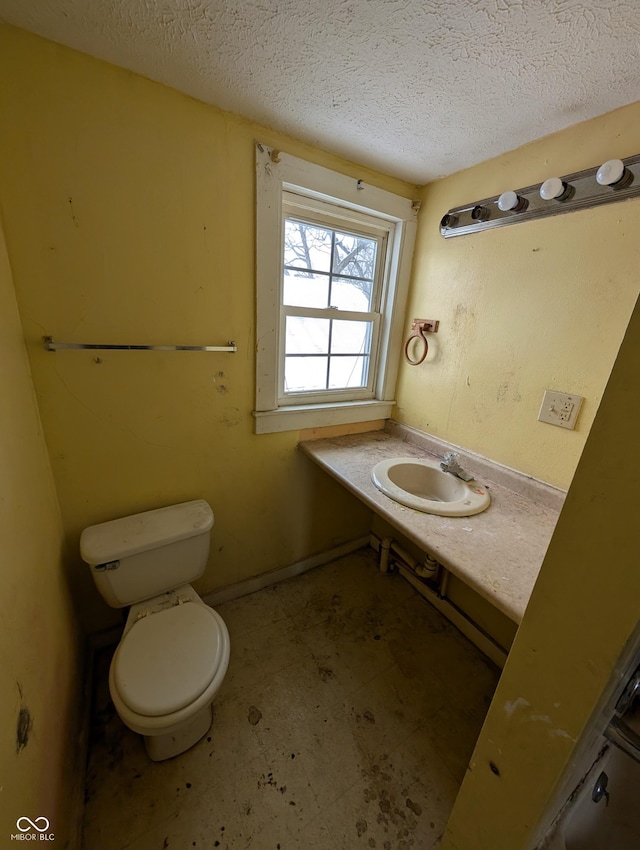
[440,452,475,482]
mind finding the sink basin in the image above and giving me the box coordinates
[371,457,490,517]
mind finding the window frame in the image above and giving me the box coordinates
[254,144,418,434]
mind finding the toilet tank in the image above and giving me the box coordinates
[80,500,214,608]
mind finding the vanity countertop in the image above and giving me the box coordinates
[299,426,565,624]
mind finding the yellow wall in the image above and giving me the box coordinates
[441,291,640,849]
[0,218,84,844]
[0,25,412,632]
[397,104,640,489]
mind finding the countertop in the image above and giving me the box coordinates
[299,424,565,624]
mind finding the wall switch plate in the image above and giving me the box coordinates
[538,390,584,430]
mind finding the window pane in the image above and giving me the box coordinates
[330,320,372,354]
[285,316,329,354]
[283,271,329,308]
[284,220,332,273]
[284,356,328,393]
[329,356,370,389]
[332,232,377,280]
[330,277,373,311]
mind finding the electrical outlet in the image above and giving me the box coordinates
[538,390,584,430]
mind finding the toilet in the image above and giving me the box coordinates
[80,500,230,761]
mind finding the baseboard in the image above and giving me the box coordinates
[369,531,508,668]
[203,536,370,607]
[396,564,508,668]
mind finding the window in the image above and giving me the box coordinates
[282,196,387,402]
[254,145,418,434]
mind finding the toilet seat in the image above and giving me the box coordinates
[112,602,225,717]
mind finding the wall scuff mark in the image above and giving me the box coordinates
[15,683,33,753]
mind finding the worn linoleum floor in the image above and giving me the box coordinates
[82,547,499,850]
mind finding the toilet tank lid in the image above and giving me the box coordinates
[80,500,214,565]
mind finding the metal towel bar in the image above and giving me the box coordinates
[43,336,237,353]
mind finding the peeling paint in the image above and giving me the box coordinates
[549,728,576,741]
[504,697,530,718]
[530,714,552,724]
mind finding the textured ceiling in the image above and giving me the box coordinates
[1,0,639,183]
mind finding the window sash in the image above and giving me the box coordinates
[283,191,395,239]
[278,307,381,404]
[279,204,388,405]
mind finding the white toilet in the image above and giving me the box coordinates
[80,500,230,761]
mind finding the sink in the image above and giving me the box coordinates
[371,457,491,517]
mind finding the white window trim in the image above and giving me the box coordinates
[254,144,418,434]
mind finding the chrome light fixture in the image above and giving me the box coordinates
[439,153,640,238]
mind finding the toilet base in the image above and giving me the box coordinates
[144,703,213,761]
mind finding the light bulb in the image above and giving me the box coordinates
[596,159,625,186]
[497,191,528,213]
[498,191,518,211]
[540,177,565,200]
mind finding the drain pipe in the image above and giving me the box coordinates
[375,534,439,583]
[379,537,394,574]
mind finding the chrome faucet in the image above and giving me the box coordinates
[440,452,474,482]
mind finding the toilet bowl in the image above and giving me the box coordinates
[81,500,230,761]
[109,584,230,760]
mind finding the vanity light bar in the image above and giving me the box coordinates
[440,153,640,238]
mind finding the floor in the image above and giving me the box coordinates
[82,547,500,850]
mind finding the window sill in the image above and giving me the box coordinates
[253,400,395,434]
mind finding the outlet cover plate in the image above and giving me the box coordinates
[538,390,584,430]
